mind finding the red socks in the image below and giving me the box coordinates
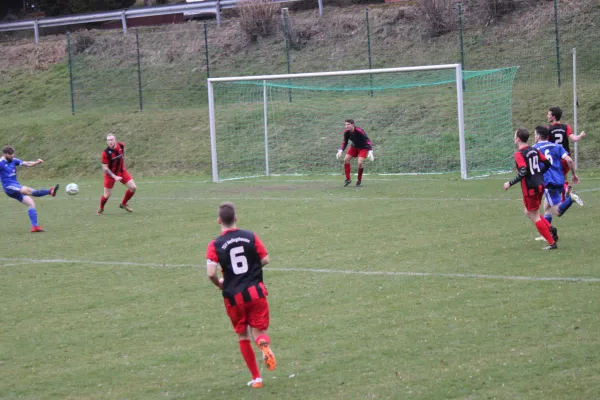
[122,189,135,205]
[357,167,364,183]
[101,190,135,209]
[535,218,555,245]
[239,339,260,380]
[344,163,351,180]
[255,334,270,346]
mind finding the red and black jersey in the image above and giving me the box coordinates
[206,228,268,305]
[547,122,572,154]
[512,146,548,196]
[101,142,126,175]
[340,127,372,151]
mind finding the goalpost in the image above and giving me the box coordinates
[207,64,518,182]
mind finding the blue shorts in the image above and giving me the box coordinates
[3,184,24,203]
[544,185,563,207]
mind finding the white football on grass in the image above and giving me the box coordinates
[65,183,79,195]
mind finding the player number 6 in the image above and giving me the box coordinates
[230,246,249,274]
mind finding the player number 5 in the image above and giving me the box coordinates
[230,246,249,274]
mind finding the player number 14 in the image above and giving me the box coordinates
[529,155,540,175]
[230,246,249,274]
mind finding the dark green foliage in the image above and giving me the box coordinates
[37,0,136,17]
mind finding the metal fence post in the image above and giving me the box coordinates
[121,10,128,34]
[33,20,39,45]
[553,0,561,87]
[458,2,465,91]
[216,0,221,26]
[366,8,373,97]
[204,22,210,79]
[135,29,143,111]
[66,31,75,115]
[572,48,578,169]
[282,8,292,103]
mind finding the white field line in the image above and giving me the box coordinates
[58,197,515,202]
[54,189,598,202]
[137,176,600,184]
[0,261,44,267]
[1,257,599,283]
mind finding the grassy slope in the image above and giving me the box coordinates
[0,0,599,177]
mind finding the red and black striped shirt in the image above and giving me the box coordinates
[101,142,126,175]
[513,145,548,196]
[206,228,268,305]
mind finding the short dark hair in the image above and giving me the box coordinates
[549,106,563,121]
[2,145,14,155]
[218,202,236,226]
[515,128,530,143]
[535,126,550,139]
[344,119,355,125]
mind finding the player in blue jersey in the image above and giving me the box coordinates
[533,126,579,240]
[1,145,59,232]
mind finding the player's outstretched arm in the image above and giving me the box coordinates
[21,159,43,167]
[570,131,586,142]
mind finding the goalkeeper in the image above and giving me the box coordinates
[336,119,374,187]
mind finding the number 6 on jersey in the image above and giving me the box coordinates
[230,246,249,274]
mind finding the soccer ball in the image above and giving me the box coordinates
[65,183,79,195]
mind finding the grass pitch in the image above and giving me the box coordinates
[1,174,599,400]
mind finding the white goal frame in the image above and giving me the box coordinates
[207,64,466,182]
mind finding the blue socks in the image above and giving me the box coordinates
[28,207,38,227]
[31,189,50,197]
[558,197,573,216]
[544,214,552,225]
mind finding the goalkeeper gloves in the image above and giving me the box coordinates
[368,150,374,161]
[336,149,343,159]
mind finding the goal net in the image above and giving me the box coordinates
[207,65,518,182]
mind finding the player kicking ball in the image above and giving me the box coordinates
[336,119,374,187]
[1,145,59,232]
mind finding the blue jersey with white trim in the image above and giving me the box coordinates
[0,157,22,190]
[533,141,567,186]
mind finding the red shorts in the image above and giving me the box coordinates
[104,170,133,189]
[347,147,369,158]
[560,158,570,176]
[225,297,270,334]
[522,192,543,211]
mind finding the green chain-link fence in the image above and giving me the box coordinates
[1,0,598,166]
